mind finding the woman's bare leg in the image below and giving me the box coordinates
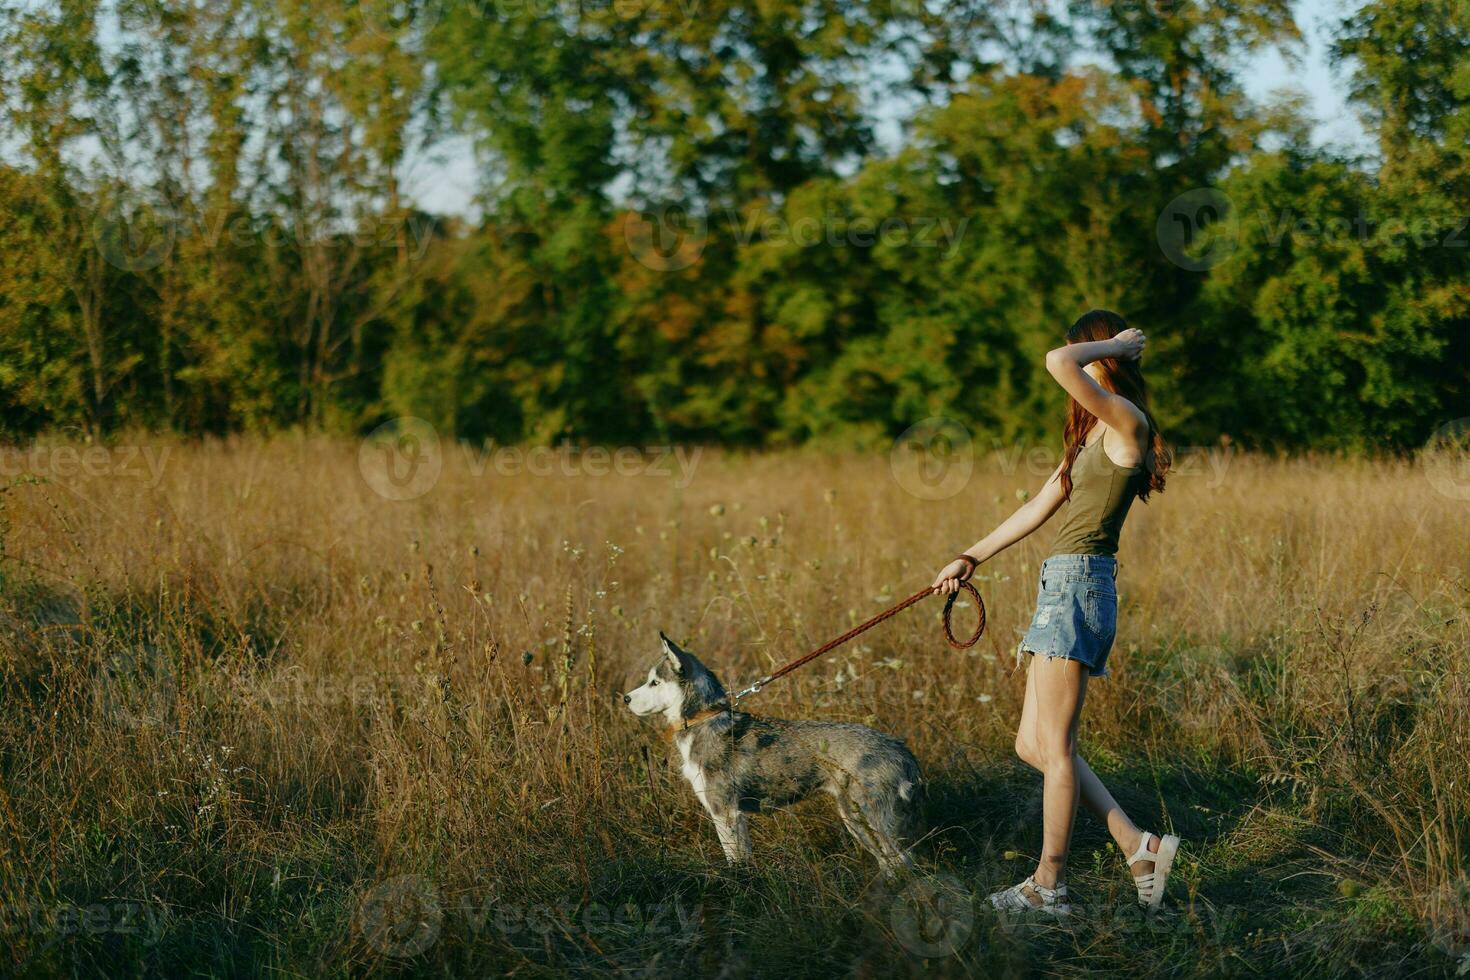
[1015,655,1160,889]
[1024,655,1088,888]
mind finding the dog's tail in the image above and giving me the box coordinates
[899,743,924,802]
[896,772,924,844]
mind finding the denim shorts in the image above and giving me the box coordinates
[1017,555,1119,677]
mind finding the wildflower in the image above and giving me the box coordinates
[709,503,725,517]
[976,694,994,703]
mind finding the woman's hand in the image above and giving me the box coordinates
[931,556,978,594]
[1112,327,1146,360]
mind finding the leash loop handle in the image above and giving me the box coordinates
[942,579,987,648]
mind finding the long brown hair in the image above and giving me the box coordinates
[1059,309,1171,501]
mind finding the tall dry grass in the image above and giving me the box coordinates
[0,436,1466,977]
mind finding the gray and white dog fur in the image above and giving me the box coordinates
[623,632,921,876]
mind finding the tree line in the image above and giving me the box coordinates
[0,0,1465,450]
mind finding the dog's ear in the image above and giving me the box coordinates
[659,631,687,674]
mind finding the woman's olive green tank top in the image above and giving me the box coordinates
[1049,437,1145,557]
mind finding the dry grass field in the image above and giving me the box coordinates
[0,435,1467,977]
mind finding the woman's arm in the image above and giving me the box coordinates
[1044,330,1148,435]
[931,461,1068,593]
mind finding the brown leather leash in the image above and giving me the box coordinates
[726,580,986,706]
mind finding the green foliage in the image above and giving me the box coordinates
[0,0,1464,448]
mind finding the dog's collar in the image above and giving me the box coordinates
[664,705,734,741]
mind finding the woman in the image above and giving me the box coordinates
[930,309,1179,915]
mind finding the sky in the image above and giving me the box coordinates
[400,0,1374,218]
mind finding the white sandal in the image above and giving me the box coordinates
[1127,831,1180,909]
[988,875,1071,916]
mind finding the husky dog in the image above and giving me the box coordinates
[623,632,921,876]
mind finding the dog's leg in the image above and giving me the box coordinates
[872,829,917,877]
[867,799,918,875]
[833,793,896,871]
[730,812,752,862]
[711,810,752,864]
[833,788,916,877]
